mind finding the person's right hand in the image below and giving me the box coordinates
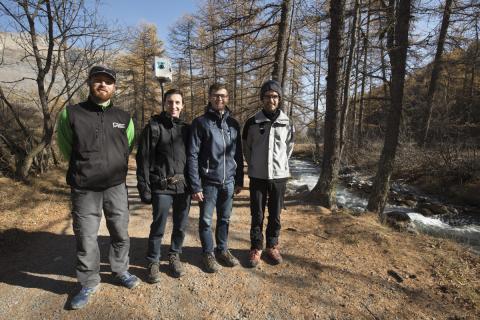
[192,192,204,202]
[140,190,152,204]
[138,183,152,204]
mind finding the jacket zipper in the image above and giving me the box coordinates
[221,127,226,184]
[206,159,210,173]
[100,111,105,164]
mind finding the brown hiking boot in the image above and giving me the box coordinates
[265,246,283,265]
[215,249,240,267]
[248,249,262,268]
[147,262,161,284]
[169,253,186,278]
[202,253,222,273]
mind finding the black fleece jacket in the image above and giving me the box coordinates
[136,112,190,197]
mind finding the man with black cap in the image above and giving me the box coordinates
[57,65,139,309]
[242,79,294,268]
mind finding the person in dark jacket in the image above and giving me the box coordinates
[57,65,139,310]
[187,83,244,273]
[242,80,294,268]
[136,89,191,282]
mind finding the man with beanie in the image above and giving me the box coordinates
[57,65,139,309]
[242,79,294,267]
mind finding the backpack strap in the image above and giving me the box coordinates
[149,117,161,169]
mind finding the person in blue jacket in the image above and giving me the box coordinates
[187,83,244,273]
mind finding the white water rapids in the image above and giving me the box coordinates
[288,158,480,253]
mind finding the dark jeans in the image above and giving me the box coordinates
[146,193,191,263]
[71,183,130,288]
[199,181,234,253]
[249,178,287,250]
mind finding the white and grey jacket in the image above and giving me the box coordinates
[242,109,294,180]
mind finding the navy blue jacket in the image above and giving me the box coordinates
[187,105,244,193]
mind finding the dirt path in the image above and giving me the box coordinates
[0,160,479,319]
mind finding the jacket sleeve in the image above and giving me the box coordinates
[241,117,254,165]
[135,124,152,203]
[234,122,244,188]
[126,118,135,152]
[287,120,295,159]
[56,107,73,161]
[187,119,203,194]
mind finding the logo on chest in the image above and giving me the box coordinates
[113,122,126,129]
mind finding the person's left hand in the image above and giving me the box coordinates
[234,186,242,195]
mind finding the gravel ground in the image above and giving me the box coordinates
[0,160,478,319]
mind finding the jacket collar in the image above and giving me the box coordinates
[87,96,112,111]
[206,103,231,121]
[254,108,289,124]
[157,111,185,126]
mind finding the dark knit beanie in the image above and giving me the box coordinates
[260,80,282,99]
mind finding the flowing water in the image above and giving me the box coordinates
[288,158,480,253]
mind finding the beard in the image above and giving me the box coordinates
[90,86,114,103]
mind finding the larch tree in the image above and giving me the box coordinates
[311,0,346,209]
[367,0,413,215]
[118,23,164,131]
[421,0,454,147]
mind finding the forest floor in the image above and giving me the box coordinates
[0,156,479,319]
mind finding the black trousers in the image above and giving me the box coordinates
[249,178,287,250]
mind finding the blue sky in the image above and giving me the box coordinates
[1,1,198,48]
[100,0,198,44]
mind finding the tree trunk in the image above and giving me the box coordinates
[188,32,194,120]
[357,0,371,148]
[311,0,346,209]
[350,4,363,144]
[367,0,412,215]
[16,122,54,179]
[339,0,360,159]
[272,0,293,85]
[421,0,453,147]
[380,41,389,102]
[313,18,321,161]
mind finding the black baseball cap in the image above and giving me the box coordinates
[89,65,116,82]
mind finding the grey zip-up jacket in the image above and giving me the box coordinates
[242,109,294,180]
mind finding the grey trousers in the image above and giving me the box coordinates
[71,183,130,287]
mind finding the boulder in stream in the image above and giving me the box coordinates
[295,185,310,194]
[384,211,413,231]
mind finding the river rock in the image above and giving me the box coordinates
[403,200,417,207]
[295,185,310,193]
[384,211,412,231]
[416,202,449,216]
[339,166,356,176]
[385,211,411,222]
[418,207,434,216]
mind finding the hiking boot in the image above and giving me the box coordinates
[202,252,222,273]
[265,245,283,265]
[116,271,140,289]
[216,249,239,267]
[70,284,100,310]
[147,262,161,284]
[169,253,185,278]
[248,249,262,268]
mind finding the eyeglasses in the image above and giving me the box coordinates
[212,94,228,99]
[263,94,280,100]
